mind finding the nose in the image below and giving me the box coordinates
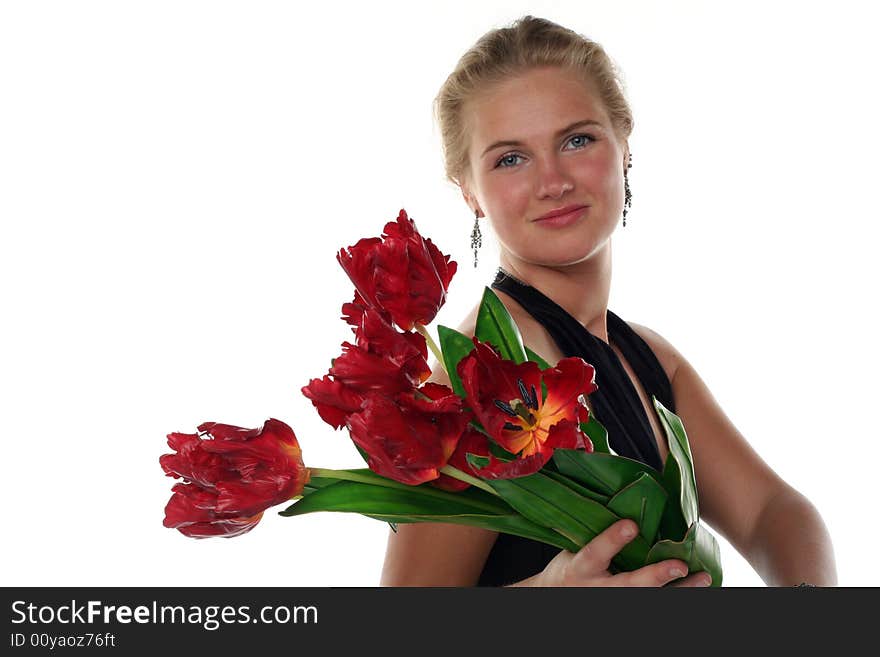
[534,156,574,199]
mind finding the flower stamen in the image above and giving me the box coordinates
[517,378,540,411]
[509,399,536,427]
[494,399,517,416]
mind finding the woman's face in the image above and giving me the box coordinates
[461,66,629,268]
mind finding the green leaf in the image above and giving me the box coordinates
[301,468,504,513]
[553,448,663,497]
[606,472,668,544]
[467,454,491,469]
[283,479,579,552]
[658,460,689,541]
[653,396,699,528]
[437,324,476,398]
[485,471,650,571]
[474,287,527,363]
[645,521,724,587]
[281,478,511,518]
[649,398,724,584]
[579,417,610,454]
[487,441,517,461]
[301,477,338,495]
[541,468,610,505]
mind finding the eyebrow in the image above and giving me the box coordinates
[480,119,603,158]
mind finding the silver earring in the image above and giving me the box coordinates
[623,153,632,227]
[470,210,482,268]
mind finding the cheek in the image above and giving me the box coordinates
[482,173,532,217]
[576,159,625,220]
[575,156,621,194]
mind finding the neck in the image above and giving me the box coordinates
[498,242,612,343]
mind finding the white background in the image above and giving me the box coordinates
[2,0,877,587]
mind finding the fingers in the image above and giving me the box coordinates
[604,558,691,587]
[666,572,713,588]
[568,519,641,579]
[564,520,712,587]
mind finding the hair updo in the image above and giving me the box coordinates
[433,15,633,187]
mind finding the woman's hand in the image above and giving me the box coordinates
[535,519,713,587]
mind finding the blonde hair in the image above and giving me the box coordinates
[433,15,633,187]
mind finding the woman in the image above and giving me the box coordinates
[380,15,836,587]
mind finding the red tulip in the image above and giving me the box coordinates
[341,290,390,334]
[354,304,430,383]
[160,418,310,538]
[457,340,597,478]
[346,383,471,486]
[299,374,365,430]
[431,425,491,492]
[302,305,430,429]
[336,209,457,331]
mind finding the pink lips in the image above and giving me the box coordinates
[533,205,588,227]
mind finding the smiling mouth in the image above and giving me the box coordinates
[533,206,589,225]
[533,204,589,220]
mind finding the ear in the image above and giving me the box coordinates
[459,179,482,218]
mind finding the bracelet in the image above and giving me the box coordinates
[794,582,816,587]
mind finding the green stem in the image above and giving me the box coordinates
[414,323,445,373]
[308,467,390,486]
[439,465,498,495]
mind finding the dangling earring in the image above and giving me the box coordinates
[623,153,633,227]
[470,209,482,268]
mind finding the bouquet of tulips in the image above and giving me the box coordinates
[160,210,723,586]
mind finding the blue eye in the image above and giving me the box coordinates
[495,153,524,169]
[566,134,595,149]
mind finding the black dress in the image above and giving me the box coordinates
[477,268,677,586]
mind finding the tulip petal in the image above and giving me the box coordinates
[301,375,365,430]
[540,357,598,422]
[346,388,469,486]
[356,307,430,382]
[542,419,584,451]
[330,341,417,392]
[468,450,550,480]
[432,425,490,492]
[160,418,310,539]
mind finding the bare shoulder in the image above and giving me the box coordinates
[624,321,682,384]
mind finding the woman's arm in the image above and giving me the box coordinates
[742,485,837,586]
[380,522,499,586]
[635,325,837,585]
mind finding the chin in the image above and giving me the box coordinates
[532,236,611,266]
[515,250,599,270]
